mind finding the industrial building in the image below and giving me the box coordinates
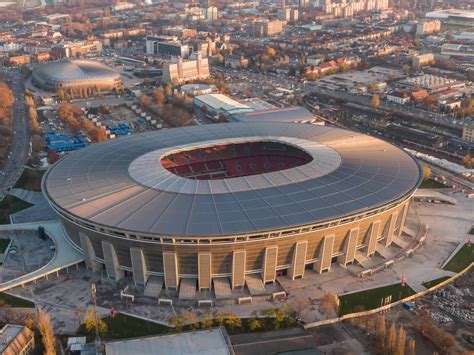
[43,122,421,298]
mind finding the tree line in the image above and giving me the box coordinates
[57,103,106,143]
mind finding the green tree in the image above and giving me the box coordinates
[249,318,263,332]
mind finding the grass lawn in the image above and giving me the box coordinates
[0,195,33,224]
[79,313,171,340]
[13,169,45,192]
[419,179,446,189]
[443,244,474,273]
[338,283,416,316]
[422,276,451,289]
[0,237,10,253]
[79,312,296,340]
[0,292,35,308]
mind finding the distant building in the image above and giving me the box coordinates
[416,19,441,35]
[162,53,210,84]
[7,54,31,66]
[224,55,249,69]
[462,125,474,143]
[201,6,218,21]
[194,93,254,117]
[180,83,216,96]
[50,40,102,59]
[277,8,291,21]
[387,91,411,105]
[0,325,35,355]
[146,36,190,58]
[253,20,285,37]
[412,53,434,69]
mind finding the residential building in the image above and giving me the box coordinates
[0,325,35,355]
[162,53,210,84]
[253,20,285,37]
[462,125,474,143]
[201,6,218,21]
[416,19,441,35]
[412,53,434,69]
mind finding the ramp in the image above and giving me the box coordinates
[354,251,372,269]
[245,274,266,296]
[213,277,232,299]
[402,226,415,238]
[392,236,409,249]
[179,278,196,300]
[143,276,163,298]
[375,244,390,259]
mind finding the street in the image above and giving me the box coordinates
[0,70,31,200]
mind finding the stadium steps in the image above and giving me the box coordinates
[354,251,372,269]
[213,277,232,299]
[402,226,416,238]
[245,274,266,296]
[375,244,390,259]
[179,278,197,300]
[391,236,409,249]
[143,276,163,298]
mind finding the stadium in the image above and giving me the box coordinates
[32,60,122,93]
[42,122,422,298]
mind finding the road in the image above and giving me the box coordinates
[0,70,30,201]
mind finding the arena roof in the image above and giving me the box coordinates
[32,60,121,85]
[43,123,421,237]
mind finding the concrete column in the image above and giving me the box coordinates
[101,241,124,281]
[262,246,278,284]
[398,202,410,237]
[231,250,246,289]
[314,234,335,273]
[163,252,179,290]
[384,212,398,247]
[130,248,148,286]
[79,233,101,272]
[289,240,307,280]
[338,228,359,266]
[366,221,381,257]
[198,253,212,291]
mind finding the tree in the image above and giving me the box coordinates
[83,309,107,336]
[288,295,310,319]
[422,166,431,181]
[387,322,396,354]
[37,309,56,355]
[395,325,406,355]
[249,318,263,332]
[372,94,381,109]
[153,87,165,108]
[138,95,152,108]
[200,311,213,329]
[319,292,338,318]
[408,338,415,355]
[377,315,386,352]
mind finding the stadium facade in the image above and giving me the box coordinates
[32,60,122,93]
[43,123,421,292]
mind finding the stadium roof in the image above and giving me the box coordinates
[43,122,421,237]
[230,107,314,123]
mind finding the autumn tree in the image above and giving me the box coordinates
[153,87,165,108]
[288,295,310,319]
[319,292,338,318]
[83,309,107,336]
[408,338,415,355]
[249,318,263,332]
[387,322,396,354]
[37,309,56,355]
[422,166,431,181]
[395,325,406,355]
[377,314,386,352]
[372,94,381,109]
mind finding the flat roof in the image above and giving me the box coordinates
[43,122,421,237]
[105,329,232,355]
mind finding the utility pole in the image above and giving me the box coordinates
[91,283,102,353]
